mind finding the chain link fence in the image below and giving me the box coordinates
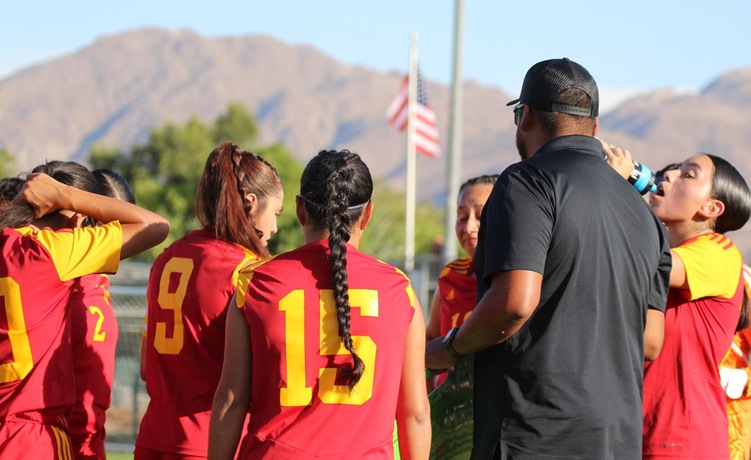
[107,263,150,444]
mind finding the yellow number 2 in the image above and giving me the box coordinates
[154,257,194,355]
[278,289,378,407]
[88,306,107,342]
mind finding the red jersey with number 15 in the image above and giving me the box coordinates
[137,229,259,456]
[0,223,122,423]
[234,240,416,460]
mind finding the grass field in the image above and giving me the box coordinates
[107,452,133,460]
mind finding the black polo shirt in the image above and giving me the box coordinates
[472,135,671,459]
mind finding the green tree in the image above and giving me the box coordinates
[361,181,444,267]
[255,142,305,254]
[213,102,259,147]
[0,148,16,178]
[89,103,444,263]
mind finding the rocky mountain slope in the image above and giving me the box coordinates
[2,28,751,251]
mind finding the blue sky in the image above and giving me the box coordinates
[3,1,751,112]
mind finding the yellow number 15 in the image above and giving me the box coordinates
[278,289,378,407]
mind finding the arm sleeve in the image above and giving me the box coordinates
[648,225,672,312]
[35,221,122,282]
[235,256,274,308]
[674,236,742,300]
[481,164,554,285]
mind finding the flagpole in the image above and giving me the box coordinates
[405,32,418,274]
[443,0,464,266]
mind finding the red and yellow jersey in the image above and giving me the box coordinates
[136,230,258,456]
[67,273,118,451]
[721,264,751,460]
[721,265,751,383]
[676,233,745,303]
[437,256,476,336]
[234,240,416,459]
[643,233,744,457]
[0,223,122,422]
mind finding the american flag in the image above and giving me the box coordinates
[386,68,441,158]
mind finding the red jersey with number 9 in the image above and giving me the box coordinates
[136,229,258,456]
[234,239,416,460]
[0,223,122,423]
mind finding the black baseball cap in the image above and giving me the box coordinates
[506,58,599,117]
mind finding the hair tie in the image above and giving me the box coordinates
[346,200,369,211]
[299,195,369,211]
[298,194,322,209]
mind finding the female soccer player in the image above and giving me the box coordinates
[135,142,283,459]
[68,169,136,460]
[604,145,751,458]
[720,264,751,460]
[425,174,497,369]
[0,161,169,459]
[209,149,431,460]
[424,174,496,459]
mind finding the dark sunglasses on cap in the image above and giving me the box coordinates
[513,103,524,126]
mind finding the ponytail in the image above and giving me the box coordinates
[738,265,751,333]
[196,142,281,258]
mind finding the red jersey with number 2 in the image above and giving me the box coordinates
[0,224,121,422]
[68,273,118,459]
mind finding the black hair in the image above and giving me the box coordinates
[535,88,597,136]
[458,174,499,196]
[655,163,681,182]
[0,161,98,229]
[0,177,24,206]
[93,169,136,204]
[739,268,751,333]
[705,154,751,234]
[299,149,373,389]
[737,288,750,333]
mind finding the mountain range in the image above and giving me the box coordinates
[2,28,751,252]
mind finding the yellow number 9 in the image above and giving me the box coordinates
[154,257,194,355]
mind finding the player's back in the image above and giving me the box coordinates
[235,239,416,459]
[0,225,120,422]
[68,273,118,438]
[138,229,257,455]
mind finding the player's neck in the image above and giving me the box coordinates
[303,228,362,250]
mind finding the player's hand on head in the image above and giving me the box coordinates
[21,173,67,219]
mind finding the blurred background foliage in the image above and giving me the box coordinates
[88,103,444,263]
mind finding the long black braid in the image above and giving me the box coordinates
[299,149,373,389]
